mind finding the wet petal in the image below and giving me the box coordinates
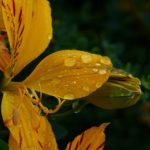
[1,91,58,150]
[1,0,52,77]
[66,123,109,150]
[24,50,112,100]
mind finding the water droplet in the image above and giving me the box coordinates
[98,68,107,75]
[96,82,102,88]
[58,75,63,78]
[64,93,74,100]
[40,76,45,81]
[83,86,90,92]
[93,68,99,73]
[48,34,52,40]
[51,78,60,85]
[100,57,111,65]
[95,63,101,66]
[128,74,133,78]
[81,54,92,63]
[73,81,77,84]
[64,57,76,67]
[64,84,69,87]
[47,69,51,72]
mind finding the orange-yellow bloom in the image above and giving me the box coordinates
[66,123,109,150]
[0,0,112,149]
[0,5,5,31]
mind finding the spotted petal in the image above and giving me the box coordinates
[1,91,58,150]
[66,123,109,150]
[0,34,11,74]
[1,0,52,77]
[0,6,5,31]
[24,50,112,100]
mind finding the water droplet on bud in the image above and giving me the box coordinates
[98,69,107,75]
[93,68,99,73]
[96,82,102,88]
[64,93,75,100]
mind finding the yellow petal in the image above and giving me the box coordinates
[0,34,11,73]
[24,50,112,100]
[1,91,58,150]
[0,6,5,31]
[9,135,20,150]
[1,0,52,77]
[66,123,109,150]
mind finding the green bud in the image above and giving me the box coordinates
[85,68,142,109]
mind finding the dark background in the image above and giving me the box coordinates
[49,0,150,149]
[0,0,150,149]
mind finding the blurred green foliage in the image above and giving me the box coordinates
[0,0,150,150]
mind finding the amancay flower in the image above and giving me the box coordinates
[0,0,112,149]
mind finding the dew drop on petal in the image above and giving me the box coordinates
[64,93,75,100]
[93,68,99,73]
[64,84,69,87]
[64,57,76,67]
[96,82,102,88]
[73,81,77,84]
[51,78,61,85]
[81,54,92,63]
[48,34,52,40]
[95,63,101,66]
[100,57,111,65]
[98,68,107,75]
[83,86,90,92]
[40,76,45,81]
[128,74,133,78]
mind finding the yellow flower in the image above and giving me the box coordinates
[0,0,112,149]
[0,5,5,31]
[66,123,109,150]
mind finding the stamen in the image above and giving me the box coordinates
[31,88,41,103]
[24,83,65,115]
[38,98,66,115]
